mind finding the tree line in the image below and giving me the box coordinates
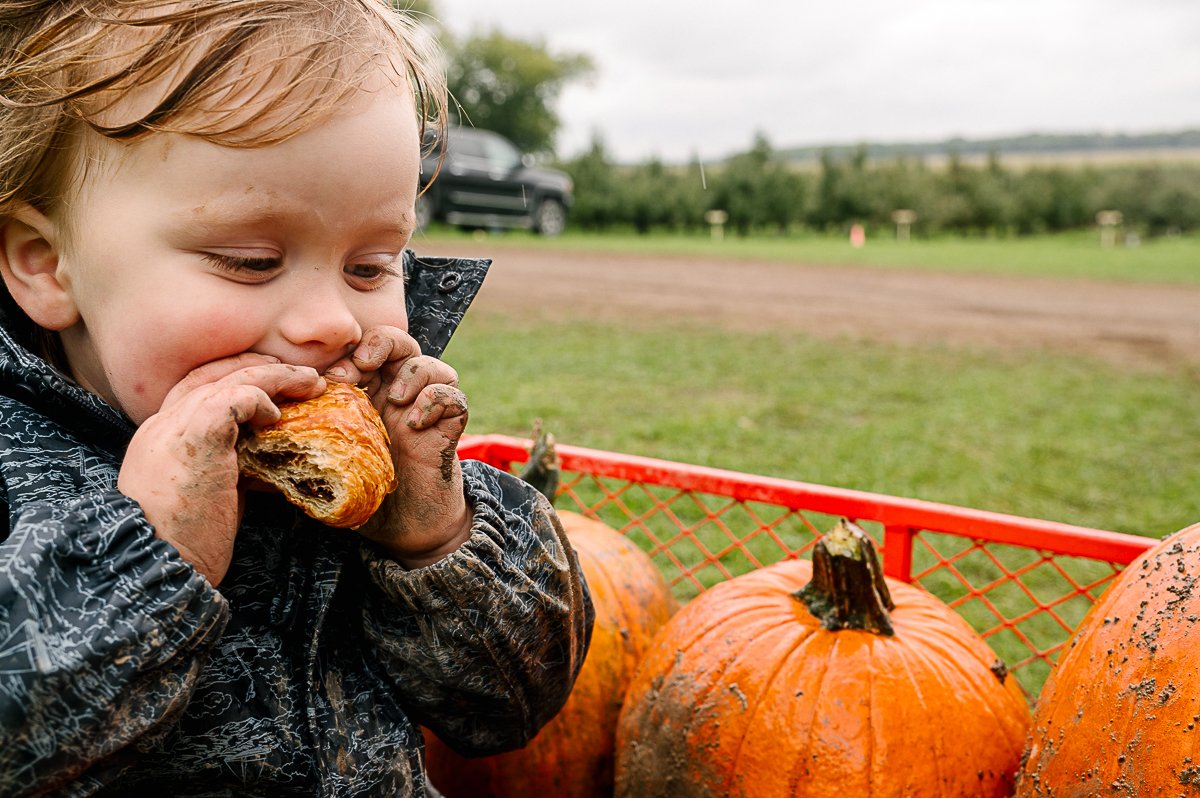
[560,134,1200,238]
[397,3,1198,239]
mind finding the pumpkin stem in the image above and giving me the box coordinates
[518,419,560,504]
[795,519,896,636]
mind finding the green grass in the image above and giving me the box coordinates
[449,317,1198,538]
[419,226,1200,284]
[439,256,1200,697]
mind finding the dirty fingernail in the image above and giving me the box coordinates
[357,334,386,361]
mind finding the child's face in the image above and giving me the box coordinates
[54,84,421,424]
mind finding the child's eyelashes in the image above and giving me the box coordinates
[201,251,402,288]
[203,252,282,276]
[345,260,403,288]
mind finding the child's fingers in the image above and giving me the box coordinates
[161,352,281,408]
[325,326,421,401]
[236,364,326,403]
[387,356,459,405]
[176,369,318,440]
[187,383,282,440]
[164,364,325,436]
[350,326,421,373]
[210,364,325,411]
[404,384,468,431]
[167,358,323,406]
[323,359,366,386]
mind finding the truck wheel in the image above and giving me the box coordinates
[532,198,567,237]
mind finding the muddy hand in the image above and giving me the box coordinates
[118,355,325,585]
[342,334,472,567]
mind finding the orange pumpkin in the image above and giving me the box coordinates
[424,510,678,798]
[614,519,1031,798]
[1016,522,1200,797]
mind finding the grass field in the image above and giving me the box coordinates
[448,317,1198,539]
[422,226,1200,284]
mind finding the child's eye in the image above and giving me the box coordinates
[203,253,282,275]
[345,260,402,288]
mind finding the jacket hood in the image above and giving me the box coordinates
[0,251,490,446]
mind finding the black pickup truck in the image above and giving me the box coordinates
[417,126,574,236]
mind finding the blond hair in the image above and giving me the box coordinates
[0,0,446,217]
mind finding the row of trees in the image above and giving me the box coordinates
[398,3,1199,239]
[560,135,1200,238]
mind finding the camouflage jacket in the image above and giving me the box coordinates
[0,253,594,797]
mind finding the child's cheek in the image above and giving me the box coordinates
[121,307,261,420]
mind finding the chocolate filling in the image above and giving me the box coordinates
[291,477,334,502]
[254,450,305,469]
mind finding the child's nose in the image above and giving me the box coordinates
[278,284,362,351]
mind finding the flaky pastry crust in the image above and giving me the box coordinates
[236,382,395,528]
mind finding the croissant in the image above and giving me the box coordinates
[237,381,395,528]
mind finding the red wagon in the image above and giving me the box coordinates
[458,433,1156,700]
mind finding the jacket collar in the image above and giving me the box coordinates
[0,323,135,447]
[403,251,491,358]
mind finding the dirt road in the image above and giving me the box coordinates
[417,241,1200,371]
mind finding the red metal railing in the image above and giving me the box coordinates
[459,434,1157,698]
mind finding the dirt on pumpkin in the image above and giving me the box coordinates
[416,241,1200,372]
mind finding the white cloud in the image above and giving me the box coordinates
[434,0,1200,161]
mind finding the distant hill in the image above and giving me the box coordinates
[774,129,1200,166]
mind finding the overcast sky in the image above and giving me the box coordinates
[433,0,1200,162]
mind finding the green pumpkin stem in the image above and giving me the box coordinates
[518,419,560,504]
[795,519,896,636]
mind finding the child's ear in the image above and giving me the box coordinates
[0,203,79,331]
